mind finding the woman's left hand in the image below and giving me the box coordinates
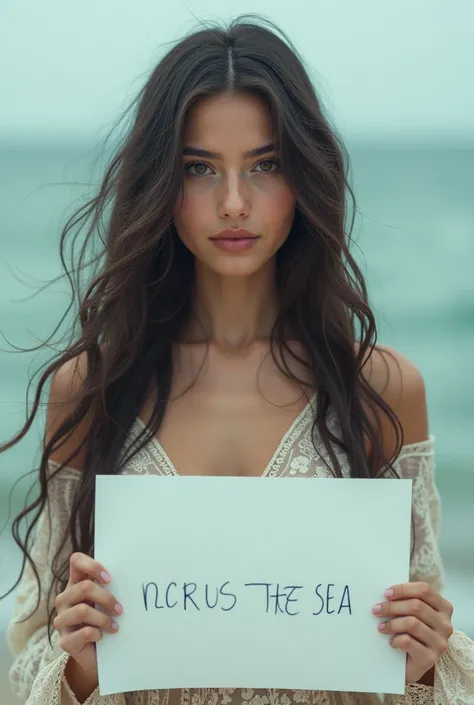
[372,581,454,683]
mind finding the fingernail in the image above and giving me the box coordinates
[114,603,123,615]
[100,571,111,583]
[112,621,119,632]
[378,621,386,631]
[384,588,394,598]
[372,604,382,614]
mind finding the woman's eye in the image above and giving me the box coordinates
[185,161,212,177]
[253,158,279,173]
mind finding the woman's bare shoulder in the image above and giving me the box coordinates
[44,350,95,472]
[357,341,429,454]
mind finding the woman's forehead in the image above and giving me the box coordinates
[182,93,274,151]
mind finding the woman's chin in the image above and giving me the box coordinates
[200,254,270,279]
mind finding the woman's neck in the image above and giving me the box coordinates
[182,261,279,351]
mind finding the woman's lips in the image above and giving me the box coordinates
[209,236,260,253]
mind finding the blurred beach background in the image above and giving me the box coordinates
[1,1,473,703]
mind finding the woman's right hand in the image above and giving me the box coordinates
[53,552,123,685]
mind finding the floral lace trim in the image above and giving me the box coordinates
[47,458,82,477]
[388,681,434,704]
[395,436,435,458]
[265,395,318,477]
[20,651,68,705]
[129,416,176,477]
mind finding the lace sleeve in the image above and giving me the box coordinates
[383,436,474,704]
[6,460,125,705]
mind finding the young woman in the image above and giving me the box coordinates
[3,15,474,705]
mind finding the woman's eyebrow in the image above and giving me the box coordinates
[182,142,276,159]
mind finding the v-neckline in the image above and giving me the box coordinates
[133,393,317,478]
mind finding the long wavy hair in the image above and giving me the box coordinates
[1,15,404,643]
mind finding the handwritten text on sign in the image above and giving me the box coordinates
[142,580,352,615]
[95,475,412,696]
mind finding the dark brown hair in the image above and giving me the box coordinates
[0,15,403,643]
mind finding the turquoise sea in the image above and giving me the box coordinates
[0,141,473,702]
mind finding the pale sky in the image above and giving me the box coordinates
[1,0,473,143]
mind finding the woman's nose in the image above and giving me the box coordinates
[218,174,250,219]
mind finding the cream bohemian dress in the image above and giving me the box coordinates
[7,398,474,705]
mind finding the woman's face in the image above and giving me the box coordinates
[174,91,296,278]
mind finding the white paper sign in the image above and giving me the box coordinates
[95,475,412,696]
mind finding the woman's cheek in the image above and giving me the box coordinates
[266,183,296,220]
[173,190,196,223]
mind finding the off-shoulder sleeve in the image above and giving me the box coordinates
[384,436,474,704]
[6,460,125,705]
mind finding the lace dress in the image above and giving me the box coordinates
[6,399,474,705]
